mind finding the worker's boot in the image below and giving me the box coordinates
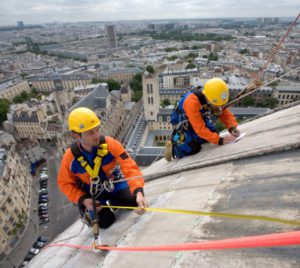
[164,140,173,162]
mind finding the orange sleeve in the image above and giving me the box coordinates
[57,148,86,203]
[219,108,238,130]
[183,94,220,145]
[106,136,144,195]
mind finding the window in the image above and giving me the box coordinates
[3,225,9,233]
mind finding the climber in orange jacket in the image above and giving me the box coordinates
[58,107,148,228]
[165,78,240,161]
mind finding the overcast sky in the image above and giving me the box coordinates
[0,0,299,26]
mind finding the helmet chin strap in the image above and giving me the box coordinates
[203,95,223,117]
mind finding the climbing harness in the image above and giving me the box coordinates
[71,135,110,250]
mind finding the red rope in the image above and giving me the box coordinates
[46,230,300,252]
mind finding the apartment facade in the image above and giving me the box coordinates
[0,80,31,101]
[101,67,141,84]
[273,86,300,106]
[12,107,46,140]
[0,145,32,256]
[11,104,59,141]
[27,73,91,92]
[158,68,199,89]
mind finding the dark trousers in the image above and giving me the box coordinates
[79,188,137,229]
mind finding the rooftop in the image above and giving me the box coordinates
[29,103,300,267]
[276,86,300,93]
[101,67,142,76]
[0,78,24,92]
[70,84,109,111]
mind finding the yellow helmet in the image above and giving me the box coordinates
[202,78,229,106]
[68,107,101,133]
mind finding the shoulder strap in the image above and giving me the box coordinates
[192,90,207,106]
[99,135,105,145]
[70,136,109,178]
[70,142,81,159]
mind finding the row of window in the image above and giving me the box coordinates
[0,86,30,99]
[148,97,154,104]
[155,135,170,141]
[278,94,299,100]
[147,84,154,94]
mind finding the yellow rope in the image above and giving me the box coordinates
[102,205,300,226]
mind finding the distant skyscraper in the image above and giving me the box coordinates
[105,25,118,48]
[17,21,24,28]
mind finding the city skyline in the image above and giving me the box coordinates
[0,0,299,26]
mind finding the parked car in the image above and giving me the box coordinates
[29,248,40,255]
[38,203,48,208]
[19,260,29,267]
[39,214,49,219]
[33,241,45,249]
[39,189,48,194]
[24,252,35,261]
[38,208,48,212]
[37,236,48,243]
[39,219,49,225]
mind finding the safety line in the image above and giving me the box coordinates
[101,205,300,226]
[225,12,300,107]
[255,13,300,81]
[224,66,300,107]
[46,230,300,252]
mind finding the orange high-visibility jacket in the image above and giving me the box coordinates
[57,136,144,203]
[182,93,238,145]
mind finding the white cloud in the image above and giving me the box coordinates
[0,0,299,26]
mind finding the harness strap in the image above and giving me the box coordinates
[70,135,109,179]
